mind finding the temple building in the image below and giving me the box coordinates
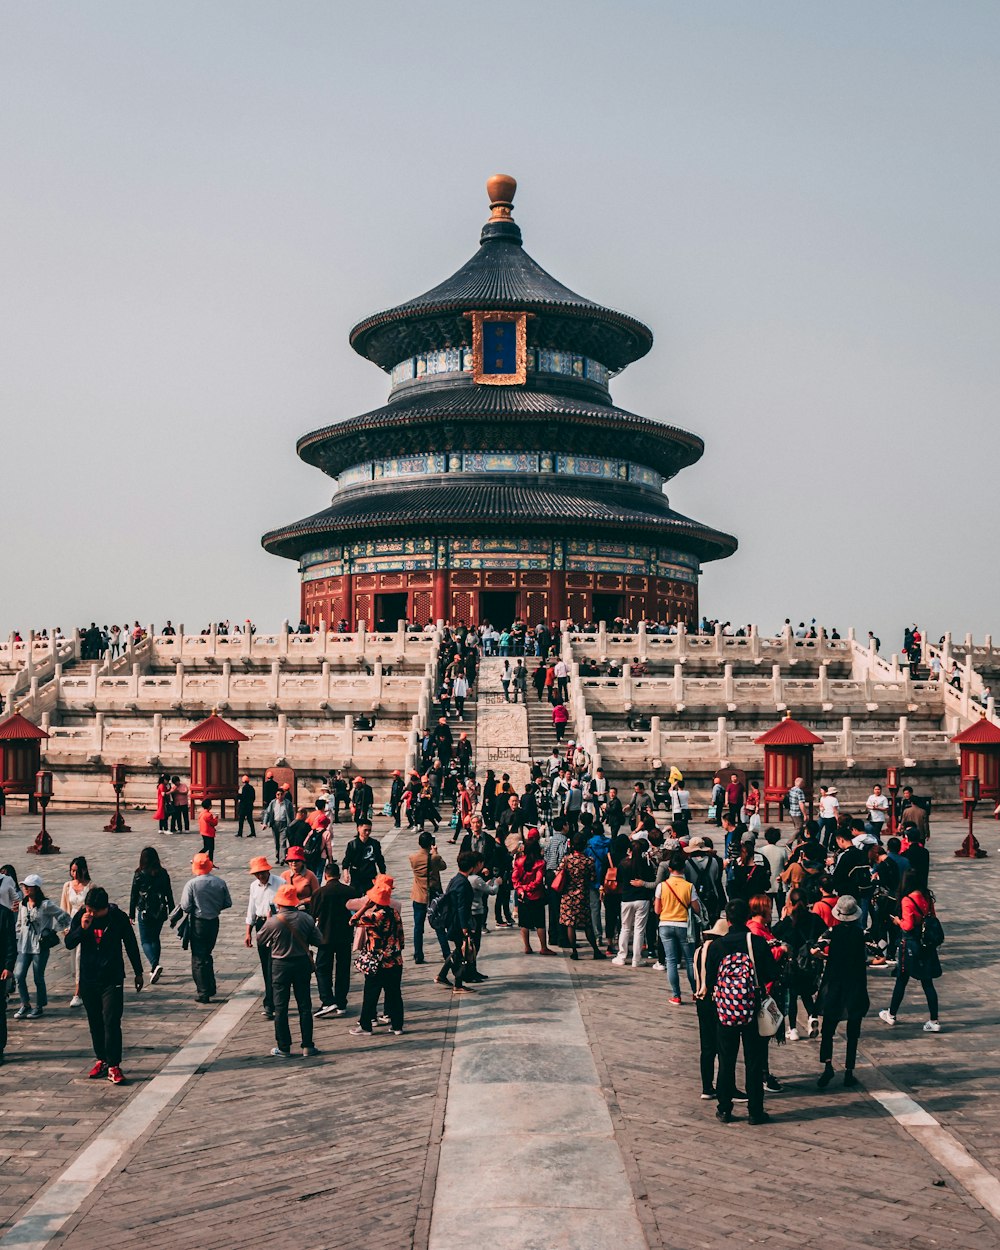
[262,176,736,630]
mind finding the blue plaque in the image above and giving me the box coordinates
[482,319,517,374]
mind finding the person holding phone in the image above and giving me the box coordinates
[65,886,144,1085]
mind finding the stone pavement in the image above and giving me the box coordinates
[0,812,999,1248]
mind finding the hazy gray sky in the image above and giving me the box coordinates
[3,2,998,650]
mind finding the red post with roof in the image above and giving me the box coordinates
[755,713,823,823]
[179,712,250,820]
[0,711,50,817]
[950,715,999,858]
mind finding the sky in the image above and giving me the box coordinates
[2,1,998,652]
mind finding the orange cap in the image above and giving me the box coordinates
[366,873,395,907]
[248,856,273,874]
[191,853,213,875]
[273,883,300,908]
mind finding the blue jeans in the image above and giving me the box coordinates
[137,913,164,969]
[659,923,694,999]
[15,948,50,1009]
[412,902,449,963]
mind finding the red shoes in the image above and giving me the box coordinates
[87,1061,107,1079]
[107,1066,125,1085]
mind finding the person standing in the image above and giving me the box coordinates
[559,832,605,960]
[0,900,15,1064]
[179,853,232,1004]
[350,776,374,826]
[654,850,700,1004]
[310,861,354,1017]
[787,776,807,837]
[452,671,469,720]
[692,915,730,1100]
[13,875,70,1019]
[705,898,773,1125]
[435,851,477,992]
[60,856,93,1008]
[65,887,144,1085]
[198,799,219,861]
[236,775,257,839]
[262,770,279,810]
[513,660,528,704]
[817,896,871,1087]
[512,837,554,956]
[257,883,322,1058]
[725,774,745,825]
[341,821,386,898]
[389,770,405,828]
[262,785,294,863]
[864,784,889,839]
[349,875,406,1035]
[817,787,840,850]
[128,847,173,984]
[543,817,569,947]
[611,838,656,968]
[709,775,725,827]
[245,855,282,1020]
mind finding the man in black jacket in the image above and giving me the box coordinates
[310,863,354,1017]
[350,776,374,826]
[704,898,774,1125]
[65,887,144,1084]
[0,901,15,1064]
[236,774,256,838]
[341,822,386,898]
[436,851,476,992]
[389,770,405,828]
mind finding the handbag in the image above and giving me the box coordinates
[706,804,718,821]
[746,933,783,1037]
[39,927,61,951]
[551,864,567,894]
[381,801,393,817]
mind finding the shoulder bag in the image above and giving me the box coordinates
[747,932,783,1037]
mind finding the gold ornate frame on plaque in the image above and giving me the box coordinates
[467,310,528,385]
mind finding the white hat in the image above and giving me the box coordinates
[20,873,43,888]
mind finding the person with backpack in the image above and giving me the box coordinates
[879,883,943,1031]
[434,850,477,992]
[128,847,174,984]
[726,835,771,903]
[704,898,774,1125]
[684,836,725,924]
[773,889,825,1041]
[816,895,871,1087]
[693,915,731,1100]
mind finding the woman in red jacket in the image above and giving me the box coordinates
[879,886,942,1031]
[552,700,569,744]
[511,837,555,955]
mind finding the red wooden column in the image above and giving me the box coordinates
[754,713,823,823]
[548,571,566,630]
[432,570,448,624]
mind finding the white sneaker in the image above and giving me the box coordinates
[923,1020,941,1033]
[807,1016,819,1038]
[69,995,83,1008]
[786,1027,799,1041]
[652,962,666,971]
[879,1010,896,1026]
[611,956,626,966]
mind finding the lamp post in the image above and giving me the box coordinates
[885,765,900,836]
[957,774,986,859]
[26,767,60,856]
[104,762,131,833]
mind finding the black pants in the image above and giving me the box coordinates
[315,940,351,1009]
[819,1013,862,1070]
[190,916,219,999]
[361,964,403,1031]
[696,998,718,1095]
[890,971,939,1019]
[256,938,273,1012]
[494,881,513,925]
[237,809,256,837]
[716,1021,765,1118]
[603,894,622,948]
[272,959,313,1052]
[546,885,565,945]
[201,835,215,860]
[0,980,7,1053]
[82,982,125,1067]
[439,938,467,988]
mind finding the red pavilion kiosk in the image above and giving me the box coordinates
[755,713,823,823]
[951,715,1000,857]
[0,711,49,816]
[179,713,249,819]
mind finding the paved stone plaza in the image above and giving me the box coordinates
[1,811,999,1249]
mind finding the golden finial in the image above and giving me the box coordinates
[487,174,517,221]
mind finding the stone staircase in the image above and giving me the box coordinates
[526,690,575,762]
